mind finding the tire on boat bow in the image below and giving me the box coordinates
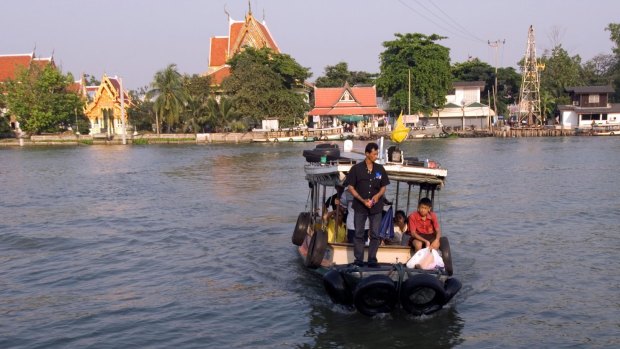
[399,273,447,316]
[353,275,398,316]
[292,212,312,246]
[439,236,453,276]
[323,269,353,305]
[443,277,462,304]
[305,229,327,268]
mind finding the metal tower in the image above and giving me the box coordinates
[518,25,543,125]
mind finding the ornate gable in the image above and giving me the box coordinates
[84,75,131,117]
[230,13,280,55]
[206,7,280,85]
[339,89,356,103]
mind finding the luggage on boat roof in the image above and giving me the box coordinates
[303,143,340,163]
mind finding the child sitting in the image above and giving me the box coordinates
[407,198,441,251]
[323,205,347,243]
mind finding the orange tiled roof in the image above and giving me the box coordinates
[0,54,55,81]
[67,81,83,94]
[314,86,380,108]
[0,54,33,81]
[308,107,386,116]
[310,85,385,116]
[209,66,231,85]
[209,37,229,67]
[229,21,244,55]
[207,11,280,83]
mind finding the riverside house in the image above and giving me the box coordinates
[558,86,620,129]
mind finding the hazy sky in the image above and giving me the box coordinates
[3,0,619,90]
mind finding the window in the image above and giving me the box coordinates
[581,114,591,121]
[588,94,600,104]
[602,114,608,120]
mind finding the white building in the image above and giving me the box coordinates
[558,86,620,129]
[416,81,495,129]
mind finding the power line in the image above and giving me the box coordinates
[396,0,485,44]
[425,0,487,43]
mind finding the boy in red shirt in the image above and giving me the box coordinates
[407,197,441,252]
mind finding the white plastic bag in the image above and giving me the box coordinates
[406,248,444,270]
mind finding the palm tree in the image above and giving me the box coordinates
[182,94,208,133]
[205,97,240,132]
[147,64,186,133]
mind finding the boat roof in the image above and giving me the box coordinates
[304,151,447,187]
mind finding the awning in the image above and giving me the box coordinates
[339,115,365,122]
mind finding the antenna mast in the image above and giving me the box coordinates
[518,25,543,126]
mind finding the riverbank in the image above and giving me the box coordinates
[0,132,256,146]
[0,127,590,146]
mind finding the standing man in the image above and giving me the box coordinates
[346,142,390,267]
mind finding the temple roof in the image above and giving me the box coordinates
[206,10,280,84]
[309,84,386,116]
[0,53,54,81]
[84,75,131,116]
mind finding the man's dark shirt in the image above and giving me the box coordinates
[346,161,389,215]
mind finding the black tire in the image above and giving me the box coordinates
[339,134,344,139]
[313,137,319,141]
[273,138,279,143]
[322,136,328,141]
[439,236,453,276]
[353,275,398,316]
[611,132,615,135]
[288,138,294,142]
[292,212,311,246]
[323,270,353,305]
[399,274,447,315]
[422,127,426,130]
[303,136,308,141]
[305,229,327,268]
[443,277,462,304]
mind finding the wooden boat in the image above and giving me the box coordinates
[252,126,354,143]
[591,124,620,136]
[292,139,461,316]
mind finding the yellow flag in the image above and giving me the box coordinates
[390,111,410,143]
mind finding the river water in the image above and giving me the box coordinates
[0,138,618,349]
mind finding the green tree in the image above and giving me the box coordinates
[84,74,101,86]
[450,58,521,116]
[204,96,240,132]
[128,87,155,132]
[179,74,211,133]
[495,67,521,116]
[4,64,84,134]
[377,33,451,114]
[605,23,620,101]
[223,47,310,127]
[315,62,377,87]
[539,45,583,107]
[581,53,616,85]
[147,64,186,133]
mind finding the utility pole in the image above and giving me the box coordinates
[488,39,505,126]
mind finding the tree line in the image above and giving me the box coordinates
[2,23,619,134]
